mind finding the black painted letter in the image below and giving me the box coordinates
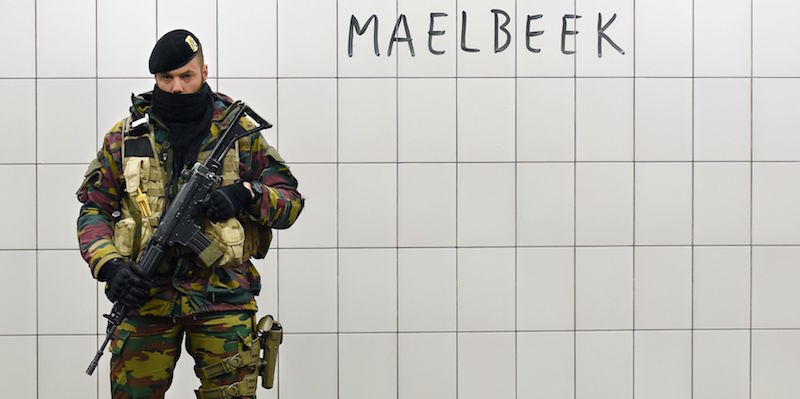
[561,14,581,55]
[388,14,415,56]
[526,14,544,53]
[428,12,448,55]
[460,11,479,52]
[348,14,380,57]
[597,13,625,57]
[492,9,511,53]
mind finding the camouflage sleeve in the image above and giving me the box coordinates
[76,122,125,279]
[239,133,304,229]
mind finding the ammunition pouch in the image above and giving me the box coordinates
[203,218,245,268]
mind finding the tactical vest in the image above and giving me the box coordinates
[113,114,250,268]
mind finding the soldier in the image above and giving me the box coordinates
[76,29,303,398]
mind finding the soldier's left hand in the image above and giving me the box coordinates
[200,181,255,222]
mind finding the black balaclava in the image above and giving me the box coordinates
[151,81,215,168]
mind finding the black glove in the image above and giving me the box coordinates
[98,258,152,308]
[201,181,255,222]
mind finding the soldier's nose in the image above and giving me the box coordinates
[170,81,183,94]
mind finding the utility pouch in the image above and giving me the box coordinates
[257,315,282,389]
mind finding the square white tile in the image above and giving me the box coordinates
[217,79,278,146]
[576,0,634,77]
[633,0,691,76]
[694,163,751,245]
[576,247,633,330]
[38,336,98,399]
[398,78,456,162]
[517,332,574,399]
[97,0,155,78]
[634,331,691,399]
[37,79,97,164]
[0,251,36,334]
[693,330,750,399]
[517,247,574,331]
[278,0,337,77]
[753,79,800,160]
[516,0,577,77]
[634,247,692,329]
[634,163,692,245]
[576,78,633,161]
[457,78,515,162]
[518,163,574,246]
[457,163,516,246]
[457,248,515,331]
[37,0,95,77]
[753,163,800,244]
[398,249,457,332]
[0,0,34,77]
[278,249,337,333]
[751,330,800,399]
[397,0,457,77]
[456,0,516,77]
[753,1,800,76]
[277,164,337,248]
[339,0,397,77]
[278,334,338,399]
[97,79,156,147]
[398,163,456,247]
[576,163,633,245]
[0,336,36,398]
[38,250,98,335]
[338,164,396,247]
[458,332,515,399]
[693,247,751,329]
[157,0,217,77]
[38,165,87,249]
[517,78,574,161]
[0,80,35,163]
[338,78,397,162]
[575,331,633,399]
[0,166,36,249]
[635,78,692,161]
[752,247,800,328]
[694,0,751,77]
[398,333,456,399]
[694,78,751,161]
[276,79,337,163]
[339,334,397,399]
[218,0,276,78]
[339,249,397,332]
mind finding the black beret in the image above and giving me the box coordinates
[149,29,202,74]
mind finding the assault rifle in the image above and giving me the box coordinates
[86,101,272,375]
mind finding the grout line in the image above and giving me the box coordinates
[572,0,577,398]
[335,2,340,399]
[16,160,800,167]
[631,0,637,396]
[748,0,754,398]
[514,1,519,399]
[690,0,696,397]
[394,2,399,399]
[94,0,100,396]
[34,0,39,397]
[5,75,800,80]
[454,2,459,398]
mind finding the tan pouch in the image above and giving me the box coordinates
[112,217,153,259]
[203,218,245,267]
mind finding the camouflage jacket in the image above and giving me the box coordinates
[77,91,303,317]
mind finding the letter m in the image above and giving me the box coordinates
[348,14,380,57]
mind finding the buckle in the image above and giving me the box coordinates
[224,383,241,398]
[226,354,244,369]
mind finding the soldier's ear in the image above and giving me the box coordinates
[202,64,208,81]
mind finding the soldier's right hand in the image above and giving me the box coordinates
[98,258,153,308]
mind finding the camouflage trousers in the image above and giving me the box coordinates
[109,311,257,399]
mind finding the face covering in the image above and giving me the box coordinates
[151,82,215,168]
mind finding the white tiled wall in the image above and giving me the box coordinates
[4,0,800,398]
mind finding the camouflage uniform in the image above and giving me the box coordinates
[77,91,303,398]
